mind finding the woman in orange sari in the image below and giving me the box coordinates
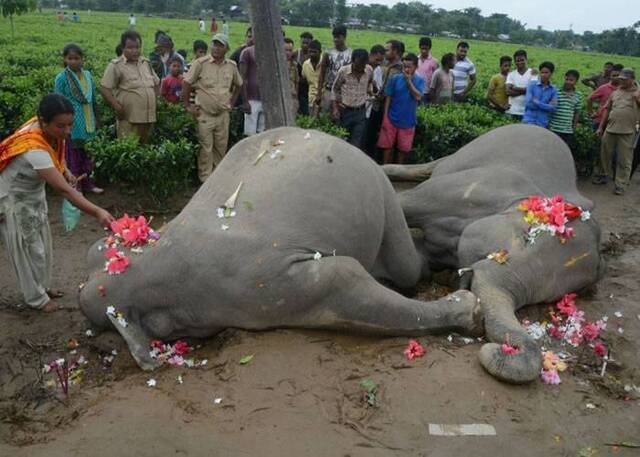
[0,94,114,312]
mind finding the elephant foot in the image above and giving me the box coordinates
[478,341,540,384]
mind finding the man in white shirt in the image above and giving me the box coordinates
[451,41,476,101]
[506,49,538,119]
[128,13,136,28]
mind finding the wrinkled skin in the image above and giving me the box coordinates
[80,127,481,370]
[384,124,603,383]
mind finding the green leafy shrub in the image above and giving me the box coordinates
[413,103,514,162]
[87,131,197,204]
[296,114,349,139]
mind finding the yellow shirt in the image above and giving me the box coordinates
[101,56,159,124]
[183,56,243,115]
[487,73,508,109]
[302,58,321,103]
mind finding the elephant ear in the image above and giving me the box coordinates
[106,313,161,371]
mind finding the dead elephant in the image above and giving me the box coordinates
[384,124,603,383]
[79,127,481,371]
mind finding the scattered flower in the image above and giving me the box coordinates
[270,149,282,159]
[542,351,567,372]
[487,249,509,264]
[404,339,426,361]
[146,378,157,387]
[177,375,183,385]
[130,247,144,254]
[541,369,561,385]
[501,343,520,355]
[556,293,578,316]
[85,329,94,337]
[67,339,79,350]
[585,403,596,409]
[106,306,128,327]
[313,251,322,261]
[304,132,311,140]
[518,195,588,244]
[104,247,130,275]
[221,224,229,231]
[110,214,156,247]
[614,311,623,318]
[213,397,222,405]
[593,341,607,357]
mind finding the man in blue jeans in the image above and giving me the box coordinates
[523,61,558,127]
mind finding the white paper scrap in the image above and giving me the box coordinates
[428,424,496,436]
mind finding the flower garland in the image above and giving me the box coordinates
[149,339,208,368]
[518,195,590,244]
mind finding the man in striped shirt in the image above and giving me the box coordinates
[451,41,476,102]
[549,69,582,151]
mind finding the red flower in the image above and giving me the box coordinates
[501,343,520,355]
[150,340,165,350]
[548,325,564,338]
[173,340,191,356]
[593,341,607,357]
[582,322,600,341]
[556,293,578,316]
[404,340,425,361]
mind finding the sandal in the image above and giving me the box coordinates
[46,289,65,299]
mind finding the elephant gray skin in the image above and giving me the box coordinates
[384,124,604,383]
[79,127,481,370]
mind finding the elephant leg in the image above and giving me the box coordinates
[287,256,483,336]
[382,159,446,182]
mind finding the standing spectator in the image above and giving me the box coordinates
[230,27,252,65]
[587,64,623,130]
[183,34,242,183]
[416,37,439,104]
[160,56,184,104]
[332,49,373,149]
[522,61,558,127]
[302,40,322,116]
[284,38,300,114]
[429,53,455,105]
[506,49,538,120]
[198,17,205,33]
[149,33,185,80]
[222,20,229,37]
[364,40,403,161]
[210,17,218,33]
[57,11,64,21]
[549,70,582,150]
[315,24,352,114]
[72,12,79,22]
[593,69,640,195]
[486,56,512,112]
[239,42,263,136]
[192,40,208,60]
[582,62,614,90]
[377,53,425,164]
[294,31,314,115]
[53,44,103,194]
[451,42,476,102]
[365,44,385,120]
[100,31,159,144]
[128,13,136,29]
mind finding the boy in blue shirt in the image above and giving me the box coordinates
[523,61,558,127]
[377,53,425,164]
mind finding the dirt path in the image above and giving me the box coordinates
[1,178,639,457]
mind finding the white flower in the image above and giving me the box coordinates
[580,210,591,221]
[270,149,282,159]
[85,329,94,337]
[304,132,311,140]
[200,359,208,366]
[221,224,229,231]
[313,251,322,261]
[106,305,116,316]
[177,375,184,385]
[216,207,225,218]
[213,397,222,405]
[111,349,118,356]
[43,364,51,373]
[618,327,624,334]
[78,356,87,365]
[614,311,622,318]
[146,378,157,387]
[56,358,66,366]
[131,247,144,254]
[116,315,128,328]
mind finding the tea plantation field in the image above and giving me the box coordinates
[1,10,638,199]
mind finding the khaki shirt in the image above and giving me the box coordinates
[332,64,373,108]
[605,88,640,134]
[101,56,159,124]
[184,56,242,115]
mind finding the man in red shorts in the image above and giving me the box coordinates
[377,53,425,164]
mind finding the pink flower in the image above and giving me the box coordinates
[582,322,600,341]
[593,341,607,357]
[541,369,561,385]
[556,293,578,316]
[173,340,191,356]
[501,343,520,355]
[167,355,185,366]
[548,325,564,338]
[404,339,425,361]
[106,254,129,275]
[110,214,153,247]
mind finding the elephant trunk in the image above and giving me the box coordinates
[472,272,541,384]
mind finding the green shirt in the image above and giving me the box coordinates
[549,89,582,134]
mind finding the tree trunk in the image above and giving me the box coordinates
[248,0,295,129]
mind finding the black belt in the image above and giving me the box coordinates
[342,104,366,111]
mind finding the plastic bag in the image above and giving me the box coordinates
[62,199,81,232]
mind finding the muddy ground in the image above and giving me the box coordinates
[0,177,639,457]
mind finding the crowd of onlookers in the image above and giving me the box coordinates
[52,21,640,194]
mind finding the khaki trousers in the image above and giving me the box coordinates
[117,120,154,144]
[600,131,635,189]
[197,110,230,183]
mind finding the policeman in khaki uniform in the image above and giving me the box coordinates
[183,33,242,182]
[100,30,159,144]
